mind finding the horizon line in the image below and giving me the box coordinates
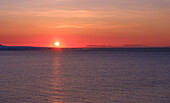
[1,44,170,49]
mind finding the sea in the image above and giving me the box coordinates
[0,49,170,103]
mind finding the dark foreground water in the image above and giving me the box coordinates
[0,50,170,103]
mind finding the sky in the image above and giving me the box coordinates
[0,0,170,47]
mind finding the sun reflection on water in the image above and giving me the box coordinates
[47,54,64,103]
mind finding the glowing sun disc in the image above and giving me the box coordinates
[55,42,60,46]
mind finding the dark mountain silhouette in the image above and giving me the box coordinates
[0,44,170,52]
[0,44,50,50]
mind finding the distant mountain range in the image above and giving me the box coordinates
[0,44,50,50]
[0,44,170,52]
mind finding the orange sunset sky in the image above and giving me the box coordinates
[0,0,170,47]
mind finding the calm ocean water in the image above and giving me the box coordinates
[0,50,170,103]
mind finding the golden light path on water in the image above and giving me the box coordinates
[48,55,64,103]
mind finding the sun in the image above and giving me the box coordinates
[55,42,60,46]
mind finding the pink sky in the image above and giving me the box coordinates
[0,0,170,47]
